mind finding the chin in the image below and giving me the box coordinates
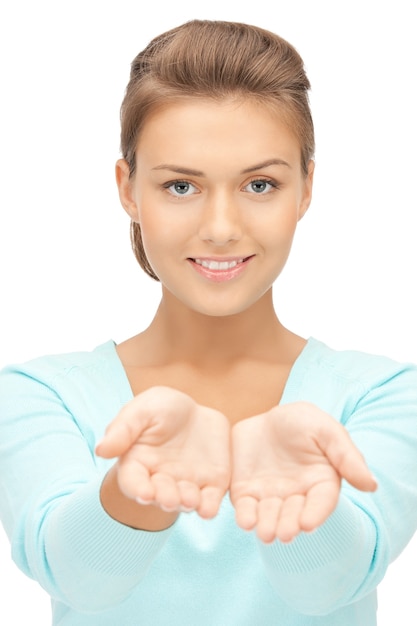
[186,299,259,319]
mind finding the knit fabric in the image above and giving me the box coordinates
[1,338,416,625]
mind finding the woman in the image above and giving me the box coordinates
[1,19,416,626]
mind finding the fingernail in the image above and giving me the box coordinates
[136,496,152,506]
[94,440,103,454]
[160,504,178,513]
[179,506,194,513]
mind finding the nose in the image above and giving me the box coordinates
[198,191,243,245]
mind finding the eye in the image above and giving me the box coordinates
[164,180,198,197]
[243,178,278,194]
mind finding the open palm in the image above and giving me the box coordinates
[230,402,377,543]
[96,386,231,519]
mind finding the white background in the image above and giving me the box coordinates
[0,1,416,623]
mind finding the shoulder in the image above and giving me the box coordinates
[0,340,132,408]
[305,337,417,390]
[289,338,417,421]
[1,340,116,380]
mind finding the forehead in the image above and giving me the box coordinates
[136,97,302,168]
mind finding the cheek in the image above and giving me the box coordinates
[138,199,173,242]
[252,206,299,250]
[140,219,169,262]
[138,206,190,271]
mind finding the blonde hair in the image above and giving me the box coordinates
[120,19,315,280]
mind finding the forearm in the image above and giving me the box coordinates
[257,494,379,616]
[100,464,179,530]
[39,475,175,612]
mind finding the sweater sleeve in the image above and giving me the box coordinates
[257,361,417,616]
[0,362,174,613]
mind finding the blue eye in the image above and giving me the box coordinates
[165,180,197,196]
[244,179,277,194]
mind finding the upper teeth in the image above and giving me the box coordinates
[194,258,243,270]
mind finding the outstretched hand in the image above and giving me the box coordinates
[96,389,376,541]
[95,386,231,519]
[230,402,377,543]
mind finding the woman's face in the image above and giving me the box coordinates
[117,98,314,317]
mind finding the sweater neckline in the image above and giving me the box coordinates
[97,336,324,407]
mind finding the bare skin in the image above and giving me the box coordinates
[96,98,377,542]
[97,290,376,542]
[98,291,302,533]
[230,401,376,543]
[116,291,304,423]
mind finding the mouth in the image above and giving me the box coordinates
[189,256,253,270]
[194,258,243,270]
[187,255,254,282]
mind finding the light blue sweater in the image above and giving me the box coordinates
[1,338,417,625]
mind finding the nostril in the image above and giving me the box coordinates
[198,217,243,245]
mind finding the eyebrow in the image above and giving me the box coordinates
[241,158,291,173]
[151,158,291,177]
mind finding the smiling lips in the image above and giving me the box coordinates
[189,256,253,282]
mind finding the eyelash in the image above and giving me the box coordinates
[244,177,280,194]
[162,177,280,197]
[162,180,197,197]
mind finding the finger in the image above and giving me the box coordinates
[275,494,304,543]
[177,480,201,512]
[299,480,340,532]
[317,422,377,492]
[95,400,150,458]
[233,496,258,531]
[338,447,377,491]
[197,486,226,519]
[152,473,181,512]
[256,497,282,544]
[117,458,155,503]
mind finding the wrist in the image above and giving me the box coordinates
[100,465,179,531]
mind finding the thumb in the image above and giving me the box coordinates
[317,422,377,492]
[95,399,149,458]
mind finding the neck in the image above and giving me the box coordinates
[134,288,301,368]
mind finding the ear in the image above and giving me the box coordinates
[115,159,140,222]
[297,159,315,221]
